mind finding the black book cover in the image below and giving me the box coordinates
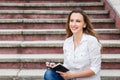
[52,64,69,72]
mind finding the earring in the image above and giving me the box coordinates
[83,25,86,28]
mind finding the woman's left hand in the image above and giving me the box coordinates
[56,71,73,80]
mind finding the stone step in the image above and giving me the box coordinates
[0,2,104,7]
[0,0,101,3]
[0,2,104,10]
[0,40,119,54]
[0,10,109,19]
[0,54,119,69]
[0,40,119,47]
[0,69,119,80]
[0,10,109,14]
[0,18,115,29]
[0,18,114,23]
[0,29,119,40]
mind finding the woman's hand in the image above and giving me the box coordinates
[56,71,74,80]
[46,62,56,68]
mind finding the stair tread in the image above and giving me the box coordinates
[0,40,119,47]
[0,29,119,35]
[0,18,115,23]
[0,10,109,14]
[0,69,119,77]
[0,2,103,7]
[0,54,119,62]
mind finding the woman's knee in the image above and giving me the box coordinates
[44,69,54,76]
[44,69,55,80]
[44,69,64,80]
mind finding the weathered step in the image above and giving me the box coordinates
[0,40,119,54]
[0,19,115,29]
[0,2,104,10]
[0,54,119,69]
[0,69,119,80]
[0,0,101,3]
[0,29,119,40]
[97,29,120,40]
[102,54,120,69]
[0,10,109,19]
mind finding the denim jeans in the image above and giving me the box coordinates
[44,69,64,80]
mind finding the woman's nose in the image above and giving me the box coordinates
[72,21,76,25]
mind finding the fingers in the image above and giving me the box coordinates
[50,62,56,68]
[56,71,66,79]
[56,71,64,74]
[45,62,56,68]
[56,71,65,77]
[57,71,72,80]
[46,62,50,67]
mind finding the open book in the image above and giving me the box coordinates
[52,64,69,72]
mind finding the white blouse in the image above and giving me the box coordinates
[63,34,101,80]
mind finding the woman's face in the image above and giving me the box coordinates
[69,13,86,34]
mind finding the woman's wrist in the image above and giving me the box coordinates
[68,72,75,79]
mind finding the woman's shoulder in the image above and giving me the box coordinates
[64,36,72,42]
[85,34,98,42]
[64,36,73,45]
[85,34,101,47]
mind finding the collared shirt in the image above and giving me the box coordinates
[63,33,101,80]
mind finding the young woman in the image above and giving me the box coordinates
[44,9,101,80]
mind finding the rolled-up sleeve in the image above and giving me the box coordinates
[88,38,102,74]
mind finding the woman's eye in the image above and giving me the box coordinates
[70,19,73,22]
[76,20,80,22]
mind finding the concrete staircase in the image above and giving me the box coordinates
[0,0,119,80]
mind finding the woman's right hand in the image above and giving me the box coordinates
[46,62,56,68]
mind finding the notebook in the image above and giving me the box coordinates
[52,64,69,72]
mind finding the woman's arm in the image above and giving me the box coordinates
[57,68,95,80]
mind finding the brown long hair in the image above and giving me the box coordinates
[65,9,99,40]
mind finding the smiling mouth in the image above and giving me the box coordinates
[71,27,78,31]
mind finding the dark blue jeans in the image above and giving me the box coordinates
[44,69,64,80]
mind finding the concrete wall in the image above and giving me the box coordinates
[101,0,120,28]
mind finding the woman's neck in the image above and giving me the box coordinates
[73,32,83,49]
